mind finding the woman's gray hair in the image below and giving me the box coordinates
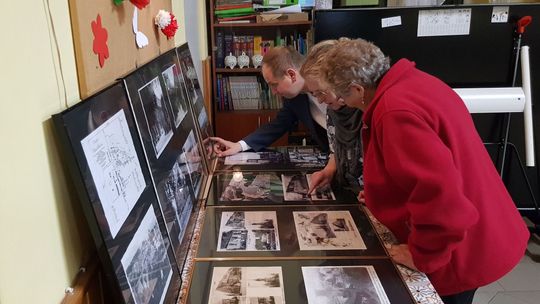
[321,38,390,96]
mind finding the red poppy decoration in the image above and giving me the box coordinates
[130,0,150,10]
[155,10,179,40]
[91,14,109,68]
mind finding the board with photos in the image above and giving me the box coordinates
[52,83,182,304]
[123,47,207,268]
[215,146,330,172]
[186,259,416,304]
[205,170,357,206]
[196,205,386,259]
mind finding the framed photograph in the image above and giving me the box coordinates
[207,266,286,304]
[293,210,365,251]
[197,205,385,259]
[186,259,416,304]
[207,171,357,206]
[176,44,217,173]
[52,83,181,303]
[214,146,329,172]
[217,211,280,252]
[302,265,390,304]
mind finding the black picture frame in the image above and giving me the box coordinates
[206,170,358,206]
[186,259,415,304]
[52,83,181,304]
[197,205,386,259]
[123,48,206,267]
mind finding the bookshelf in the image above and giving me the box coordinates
[208,0,313,146]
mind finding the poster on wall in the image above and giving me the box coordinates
[52,82,181,303]
[124,48,206,265]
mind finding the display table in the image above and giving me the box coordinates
[178,173,443,304]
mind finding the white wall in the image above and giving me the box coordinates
[184,0,209,95]
[0,1,194,303]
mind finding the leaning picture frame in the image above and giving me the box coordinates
[52,82,181,303]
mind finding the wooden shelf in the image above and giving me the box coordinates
[216,68,261,73]
[213,21,312,28]
[216,109,280,115]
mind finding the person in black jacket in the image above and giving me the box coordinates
[211,46,329,156]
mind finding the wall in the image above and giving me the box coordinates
[0,1,193,303]
[184,0,209,97]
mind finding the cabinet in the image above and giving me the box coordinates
[208,0,313,146]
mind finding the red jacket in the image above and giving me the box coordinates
[362,59,529,295]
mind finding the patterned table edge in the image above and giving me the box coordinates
[362,205,444,304]
[177,203,444,304]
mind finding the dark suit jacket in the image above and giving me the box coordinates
[243,94,329,152]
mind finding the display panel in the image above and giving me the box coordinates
[176,44,217,172]
[197,205,385,259]
[124,48,205,264]
[207,170,356,206]
[215,146,329,172]
[186,259,415,304]
[52,83,181,303]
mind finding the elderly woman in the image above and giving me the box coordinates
[300,39,363,194]
[320,38,529,304]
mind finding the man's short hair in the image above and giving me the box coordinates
[262,46,305,79]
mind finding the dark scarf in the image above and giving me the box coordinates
[327,106,363,192]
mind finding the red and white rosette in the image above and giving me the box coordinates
[155,10,178,40]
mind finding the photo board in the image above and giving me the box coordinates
[197,205,386,259]
[52,82,181,303]
[186,259,415,304]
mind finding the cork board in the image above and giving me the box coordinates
[69,0,175,98]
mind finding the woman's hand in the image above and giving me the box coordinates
[388,244,418,271]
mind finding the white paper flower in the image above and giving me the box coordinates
[154,10,171,29]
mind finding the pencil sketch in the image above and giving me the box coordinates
[80,110,145,238]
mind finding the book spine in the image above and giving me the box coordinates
[216,31,224,68]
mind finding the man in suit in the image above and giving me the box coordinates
[211,46,329,157]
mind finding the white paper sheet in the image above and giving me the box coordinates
[417,8,471,37]
[81,110,145,238]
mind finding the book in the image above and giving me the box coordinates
[216,31,224,68]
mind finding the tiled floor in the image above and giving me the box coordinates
[473,235,540,304]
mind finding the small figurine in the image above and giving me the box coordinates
[252,54,263,68]
[224,53,237,69]
[237,52,250,69]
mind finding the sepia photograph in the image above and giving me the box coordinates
[293,211,366,250]
[121,205,173,304]
[217,211,280,251]
[219,172,283,202]
[137,77,174,158]
[161,64,188,128]
[208,267,285,304]
[302,265,390,304]
[287,147,328,167]
[224,152,284,166]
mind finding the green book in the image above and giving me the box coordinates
[215,7,255,16]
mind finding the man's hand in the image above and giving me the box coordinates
[388,244,418,271]
[210,137,242,157]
